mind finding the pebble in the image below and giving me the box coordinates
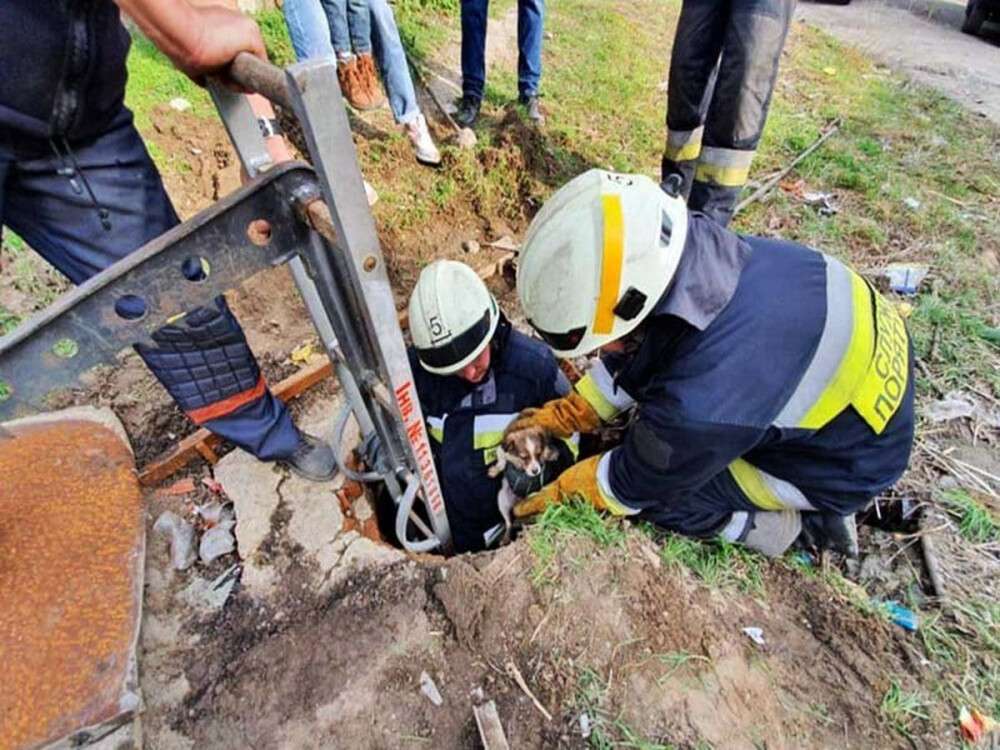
[462,239,481,254]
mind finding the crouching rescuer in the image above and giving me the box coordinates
[407,260,576,553]
[507,169,915,557]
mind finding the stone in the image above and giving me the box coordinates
[285,473,345,579]
[214,448,282,561]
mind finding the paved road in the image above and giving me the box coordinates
[796,0,1000,125]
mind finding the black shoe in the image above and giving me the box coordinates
[454,95,481,127]
[798,513,859,558]
[518,94,544,123]
[283,432,337,482]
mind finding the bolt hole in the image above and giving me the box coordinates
[0,380,10,402]
[181,256,211,282]
[247,219,272,246]
[363,256,377,272]
[52,338,79,358]
[115,294,148,321]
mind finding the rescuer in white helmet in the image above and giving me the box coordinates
[407,260,577,553]
[505,169,916,557]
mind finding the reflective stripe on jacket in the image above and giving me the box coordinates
[574,213,915,533]
[411,319,570,552]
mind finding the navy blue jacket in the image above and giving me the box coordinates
[0,1,131,141]
[411,318,569,553]
[583,214,915,536]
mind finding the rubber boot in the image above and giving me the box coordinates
[283,432,337,482]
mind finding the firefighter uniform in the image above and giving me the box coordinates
[661,0,797,227]
[573,213,915,542]
[411,317,573,553]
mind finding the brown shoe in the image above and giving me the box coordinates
[337,56,370,110]
[355,52,387,110]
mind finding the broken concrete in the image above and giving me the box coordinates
[212,395,404,599]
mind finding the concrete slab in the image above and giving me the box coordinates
[0,407,143,750]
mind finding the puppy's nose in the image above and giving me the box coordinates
[527,464,541,477]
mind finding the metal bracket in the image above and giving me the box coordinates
[0,163,316,419]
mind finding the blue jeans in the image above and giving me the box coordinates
[0,108,299,460]
[326,0,372,56]
[460,0,544,100]
[283,0,419,124]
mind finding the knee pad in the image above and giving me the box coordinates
[135,296,262,414]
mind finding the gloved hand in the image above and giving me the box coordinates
[505,391,602,441]
[797,513,859,558]
[513,454,630,518]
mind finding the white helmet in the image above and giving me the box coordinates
[517,169,687,358]
[408,259,500,375]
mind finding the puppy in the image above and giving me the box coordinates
[488,425,559,543]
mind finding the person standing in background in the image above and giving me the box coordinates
[282,0,441,166]
[660,0,796,227]
[454,0,546,127]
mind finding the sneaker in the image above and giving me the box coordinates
[518,94,544,124]
[453,95,481,127]
[355,52,387,110]
[404,113,442,166]
[283,432,337,482]
[364,179,378,206]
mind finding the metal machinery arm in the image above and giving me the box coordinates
[0,54,451,553]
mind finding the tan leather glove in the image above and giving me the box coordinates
[513,454,631,518]
[504,391,602,440]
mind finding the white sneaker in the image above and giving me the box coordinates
[403,113,441,166]
[364,179,378,206]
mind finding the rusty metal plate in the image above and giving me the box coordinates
[0,417,144,750]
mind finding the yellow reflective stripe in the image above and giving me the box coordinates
[596,452,639,516]
[728,459,786,511]
[427,416,445,443]
[799,271,875,430]
[560,433,581,461]
[473,429,504,450]
[576,372,620,422]
[851,284,910,434]
[695,147,755,188]
[694,162,750,188]
[483,446,498,465]
[594,194,625,335]
[666,126,704,162]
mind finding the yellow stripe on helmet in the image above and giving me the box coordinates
[594,194,625,335]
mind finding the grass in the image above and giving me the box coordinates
[655,531,766,596]
[576,668,678,750]
[936,488,1000,544]
[527,500,626,586]
[880,680,930,737]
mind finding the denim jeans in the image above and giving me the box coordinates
[282,0,419,124]
[325,0,372,56]
[460,0,545,100]
[0,107,299,460]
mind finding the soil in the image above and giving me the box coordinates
[139,530,955,749]
[797,0,1000,125]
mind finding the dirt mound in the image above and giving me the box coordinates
[154,529,943,749]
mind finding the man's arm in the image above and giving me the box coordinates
[113,0,266,85]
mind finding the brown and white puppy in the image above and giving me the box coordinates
[488,425,559,543]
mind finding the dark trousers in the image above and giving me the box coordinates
[662,0,795,226]
[0,107,299,460]
[460,0,544,100]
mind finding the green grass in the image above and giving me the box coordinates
[656,532,766,595]
[527,500,626,586]
[124,33,212,132]
[936,488,1000,544]
[880,680,930,737]
[575,668,677,750]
